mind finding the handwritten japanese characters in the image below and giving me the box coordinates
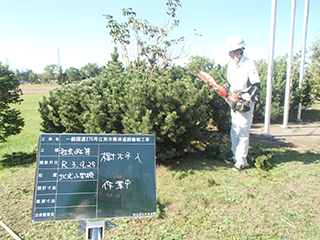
[100,152,143,164]
[101,179,132,191]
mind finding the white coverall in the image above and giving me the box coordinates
[227,55,260,167]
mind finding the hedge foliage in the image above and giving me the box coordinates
[0,63,25,142]
[39,61,230,161]
[39,55,313,161]
[253,56,312,122]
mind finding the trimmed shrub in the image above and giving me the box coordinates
[39,54,314,162]
[39,63,222,161]
[0,63,25,142]
[254,56,312,122]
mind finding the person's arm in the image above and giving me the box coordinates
[223,82,230,93]
[247,61,260,102]
[248,82,260,101]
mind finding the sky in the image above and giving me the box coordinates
[1,0,319,73]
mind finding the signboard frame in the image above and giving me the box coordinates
[32,133,157,222]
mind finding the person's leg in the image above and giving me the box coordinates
[230,110,239,161]
[234,103,254,167]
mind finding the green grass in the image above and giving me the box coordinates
[1,95,320,239]
[302,101,320,120]
[0,94,44,156]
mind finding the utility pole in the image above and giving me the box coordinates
[5,55,9,66]
[296,0,310,121]
[264,0,277,135]
[57,48,61,67]
[282,0,297,128]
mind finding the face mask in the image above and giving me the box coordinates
[233,54,241,65]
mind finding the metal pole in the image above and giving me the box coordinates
[90,228,101,240]
[264,0,277,135]
[0,221,21,240]
[297,0,310,121]
[282,0,297,128]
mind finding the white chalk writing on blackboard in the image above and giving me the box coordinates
[58,171,95,181]
[133,212,157,217]
[61,160,96,169]
[59,147,91,156]
[36,198,55,204]
[34,212,55,218]
[100,152,143,164]
[135,153,142,164]
[101,179,132,190]
[37,185,56,191]
[39,160,58,165]
[69,136,151,143]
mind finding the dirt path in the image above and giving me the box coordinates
[250,121,320,152]
[19,84,60,94]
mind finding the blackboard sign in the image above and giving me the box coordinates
[32,133,156,222]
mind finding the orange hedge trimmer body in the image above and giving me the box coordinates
[197,71,245,111]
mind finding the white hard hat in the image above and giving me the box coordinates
[226,35,246,52]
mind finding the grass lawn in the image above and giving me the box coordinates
[0,92,320,239]
[0,94,44,156]
[301,101,320,120]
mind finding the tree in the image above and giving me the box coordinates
[111,47,119,62]
[38,62,220,161]
[104,0,197,76]
[187,55,215,74]
[65,67,83,83]
[253,53,313,122]
[43,64,59,82]
[80,63,101,79]
[307,38,320,101]
[57,66,67,85]
[30,71,40,84]
[0,63,25,142]
[15,69,39,84]
[15,69,32,84]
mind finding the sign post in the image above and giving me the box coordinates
[32,133,156,239]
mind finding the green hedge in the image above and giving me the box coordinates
[39,63,229,161]
[39,56,313,161]
[254,56,312,122]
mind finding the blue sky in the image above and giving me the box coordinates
[1,0,319,73]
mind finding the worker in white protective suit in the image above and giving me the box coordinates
[223,36,261,171]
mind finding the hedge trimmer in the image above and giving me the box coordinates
[196,71,249,112]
